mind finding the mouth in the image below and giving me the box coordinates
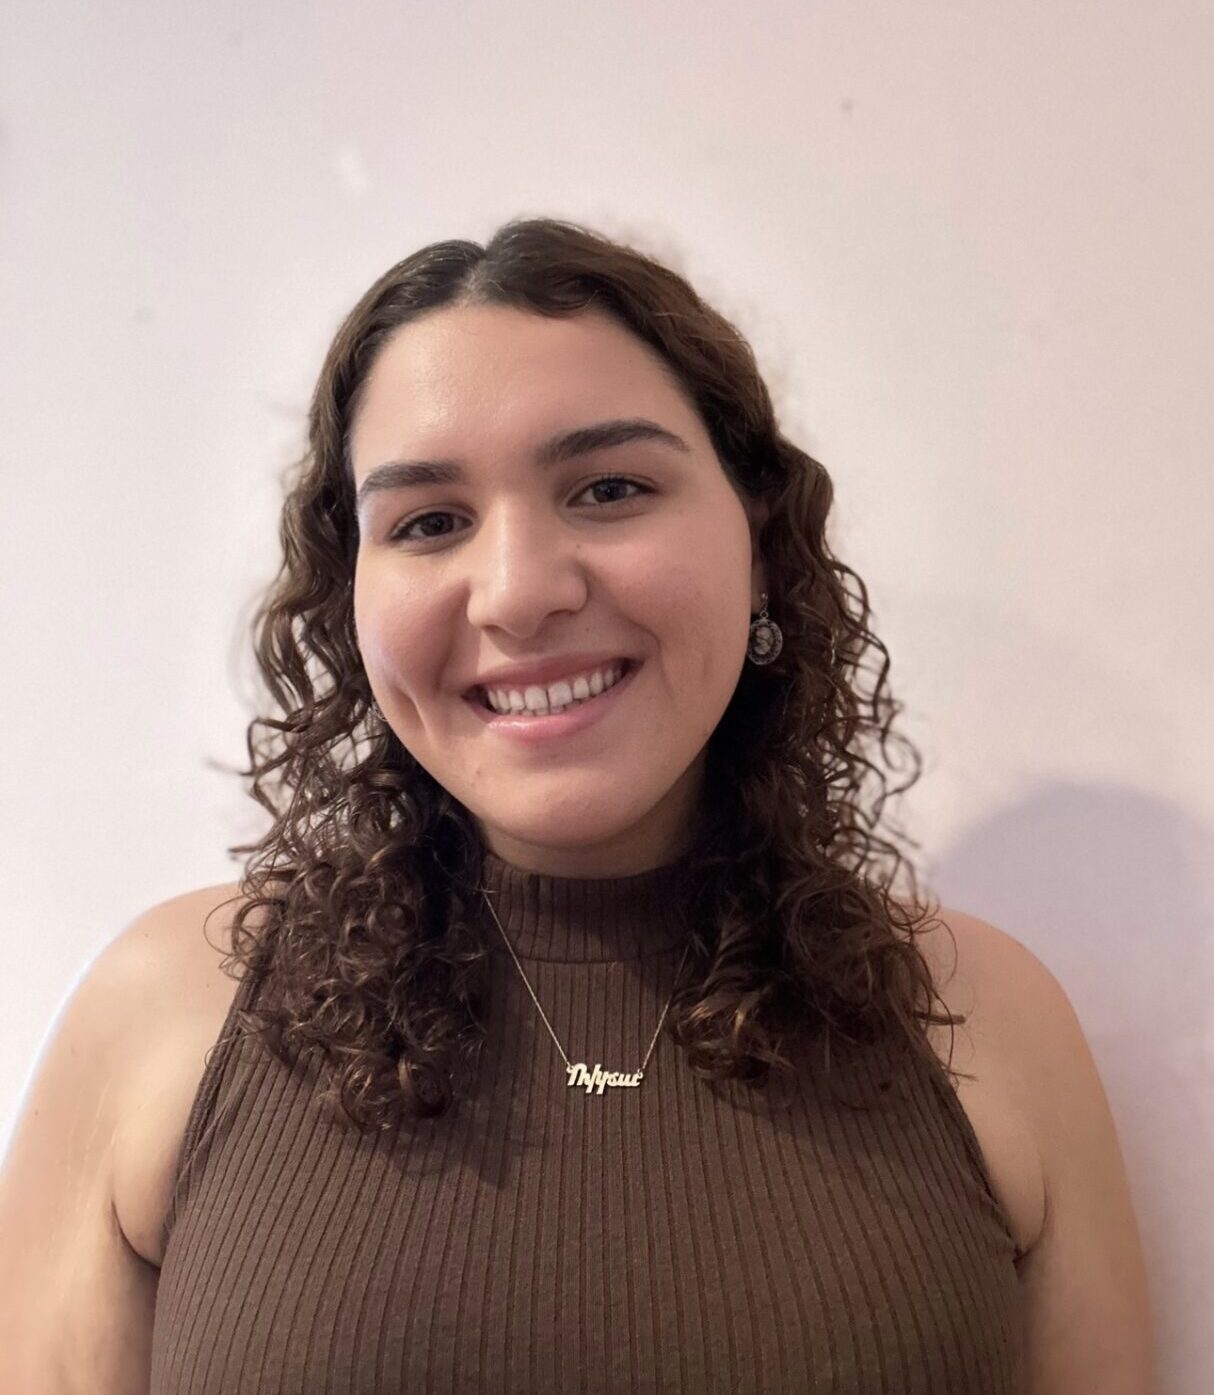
[464,657,639,715]
[460,658,643,744]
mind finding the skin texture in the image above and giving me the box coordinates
[348,303,768,878]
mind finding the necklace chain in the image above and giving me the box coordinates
[478,886,691,1091]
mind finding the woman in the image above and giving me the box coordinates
[1,218,1154,1392]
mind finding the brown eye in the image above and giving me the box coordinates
[574,476,650,506]
[388,511,467,544]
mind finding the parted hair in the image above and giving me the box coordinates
[213,216,965,1133]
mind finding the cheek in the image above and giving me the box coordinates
[622,557,751,703]
[354,584,438,699]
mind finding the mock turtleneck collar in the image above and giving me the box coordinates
[474,846,696,963]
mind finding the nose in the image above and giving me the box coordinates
[463,501,588,637]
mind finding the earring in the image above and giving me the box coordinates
[746,592,783,665]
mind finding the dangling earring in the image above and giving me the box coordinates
[746,592,783,665]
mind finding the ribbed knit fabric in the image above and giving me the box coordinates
[150,848,1025,1393]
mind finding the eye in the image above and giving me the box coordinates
[571,474,651,508]
[386,475,652,546]
[388,510,463,544]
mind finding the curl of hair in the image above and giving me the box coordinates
[214,216,966,1135]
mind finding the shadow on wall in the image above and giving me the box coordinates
[934,781,1213,1395]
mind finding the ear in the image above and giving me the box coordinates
[745,492,771,541]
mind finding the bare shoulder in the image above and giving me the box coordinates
[99,880,252,1058]
[95,881,243,982]
[917,904,1158,1391]
[107,881,261,1268]
[915,902,1064,1068]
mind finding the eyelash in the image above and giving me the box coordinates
[386,475,653,546]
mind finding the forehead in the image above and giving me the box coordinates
[348,303,701,478]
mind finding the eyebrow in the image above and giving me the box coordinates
[354,417,691,517]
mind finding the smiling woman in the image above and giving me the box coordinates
[0,216,1154,1394]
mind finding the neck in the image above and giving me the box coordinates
[475,842,695,962]
[474,769,705,879]
[479,837,693,880]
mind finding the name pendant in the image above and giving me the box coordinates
[566,1061,643,1095]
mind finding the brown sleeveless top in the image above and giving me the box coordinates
[150,849,1025,1393]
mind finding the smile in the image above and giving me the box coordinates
[462,659,642,746]
[473,658,632,715]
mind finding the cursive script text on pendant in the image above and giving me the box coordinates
[566,1062,643,1094]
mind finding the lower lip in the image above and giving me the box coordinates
[463,661,641,747]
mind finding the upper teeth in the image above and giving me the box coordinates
[481,662,628,715]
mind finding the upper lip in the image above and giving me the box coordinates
[464,652,637,695]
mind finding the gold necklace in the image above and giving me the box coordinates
[478,887,691,1095]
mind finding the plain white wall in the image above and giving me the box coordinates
[3,1,1210,1387]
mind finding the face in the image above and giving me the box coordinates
[348,303,766,877]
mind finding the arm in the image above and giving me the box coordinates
[0,912,167,1393]
[961,913,1158,1393]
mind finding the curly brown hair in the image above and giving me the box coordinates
[213,215,965,1134]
